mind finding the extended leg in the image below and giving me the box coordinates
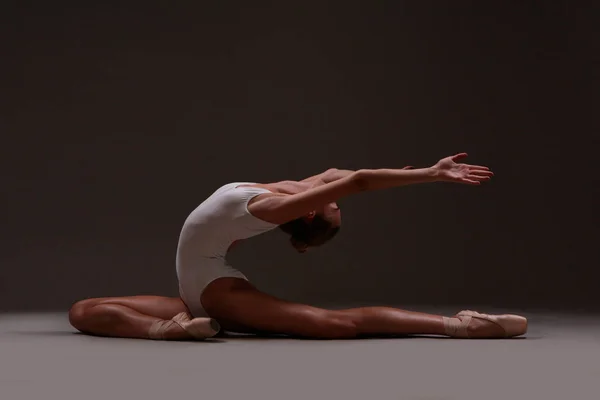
[201,278,525,339]
[68,296,218,340]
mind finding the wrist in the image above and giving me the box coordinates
[426,167,442,182]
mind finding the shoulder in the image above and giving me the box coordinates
[224,183,288,210]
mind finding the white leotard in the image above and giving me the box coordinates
[176,183,278,317]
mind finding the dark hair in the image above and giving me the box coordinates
[279,215,340,247]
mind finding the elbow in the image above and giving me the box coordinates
[319,168,340,184]
[324,167,339,177]
[350,169,371,192]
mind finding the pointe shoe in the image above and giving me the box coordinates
[444,310,528,338]
[172,312,221,340]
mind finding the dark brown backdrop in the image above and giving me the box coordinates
[1,1,597,312]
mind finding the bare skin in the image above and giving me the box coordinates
[69,296,191,340]
[69,286,504,340]
[69,153,507,340]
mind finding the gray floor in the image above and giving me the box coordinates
[1,309,599,400]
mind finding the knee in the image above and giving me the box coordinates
[68,298,98,331]
[312,312,359,339]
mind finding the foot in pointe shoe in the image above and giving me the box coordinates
[172,312,221,340]
[443,310,528,338]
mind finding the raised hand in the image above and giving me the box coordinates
[432,153,494,185]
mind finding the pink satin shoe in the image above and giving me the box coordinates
[172,312,221,339]
[443,310,528,338]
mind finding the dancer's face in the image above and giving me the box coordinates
[290,203,342,253]
[308,202,341,223]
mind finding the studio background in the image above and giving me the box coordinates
[1,1,597,313]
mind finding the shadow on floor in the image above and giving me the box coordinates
[5,330,534,341]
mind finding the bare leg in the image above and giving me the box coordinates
[69,296,192,340]
[201,279,508,339]
[337,307,505,338]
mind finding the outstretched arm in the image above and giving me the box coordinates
[250,153,492,224]
[302,166,414,187]
[355,153,492,191]
[300,168,354,185]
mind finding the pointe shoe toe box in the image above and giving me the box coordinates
[457,310,528,337]
[173,312,221,339]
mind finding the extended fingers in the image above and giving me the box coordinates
[462,167,494,184]
[451,158,493,184]
[469,169,494,177]
[463,172,492,185]
[466,164,490,171]
[461,178,481,185]
[468,174,491,182]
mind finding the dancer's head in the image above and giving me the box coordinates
[279,203,341,253]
